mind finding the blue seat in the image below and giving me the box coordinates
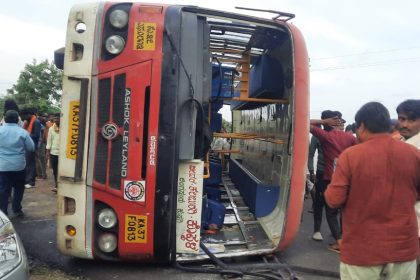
[211,65,235,98]
[229,158,280,218]
[249,55,284,99]
[210,99,224,112]
[210,112,222,133]
[201,198,225,230]
[204,186,223,202]
[204,160,222,186]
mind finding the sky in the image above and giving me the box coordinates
[1,0,419,122]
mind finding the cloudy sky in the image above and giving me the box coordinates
[1,0,419,121]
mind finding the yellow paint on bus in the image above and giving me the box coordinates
[67,101,80,159]
[125,214,147,243]
[133,22,156,51]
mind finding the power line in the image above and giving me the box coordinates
[311,46,420,60]
[311,56,420,71]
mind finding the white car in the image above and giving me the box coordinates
[0,211,29,279]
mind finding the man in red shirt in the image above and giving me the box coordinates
[310,110,357,252]
[325,102,420,279]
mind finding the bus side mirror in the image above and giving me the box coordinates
[54,47,65,70]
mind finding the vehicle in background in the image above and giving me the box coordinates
[54,2,309,263]
[0,211,29,279]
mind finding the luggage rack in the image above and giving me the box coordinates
[177,172,275,261]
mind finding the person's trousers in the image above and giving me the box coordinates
[50,154,58,188]
[0,170,26,215]
[340,260,416,280]
[25,151,36,186]
[36,142,47,179]
[323,179,341,241]
[326,204,341,241]
[313,172,325,232]
[324,180,341,240]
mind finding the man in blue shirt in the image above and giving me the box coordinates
[0,110,35,216]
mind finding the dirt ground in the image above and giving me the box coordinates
[30,265,86,280]
[20,170,87,280]
[22,172,57,220]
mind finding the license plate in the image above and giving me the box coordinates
[125,214,147,243]
[66,101,80,159]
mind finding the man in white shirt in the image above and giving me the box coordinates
[46,116,60,192]
[397,99,420,149]
[211,127,229,151]
[397,100,420,244]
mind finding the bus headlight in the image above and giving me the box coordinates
[109,9,129,29]
[98,208,117,229]
[105,35,125,55]
[98,233,117,253]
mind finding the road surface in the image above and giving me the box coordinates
[11,172,340,279]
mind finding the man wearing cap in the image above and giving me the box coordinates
[0,110,35,217]
[310,110,357,253]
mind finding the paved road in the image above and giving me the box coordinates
[11,174,340,279]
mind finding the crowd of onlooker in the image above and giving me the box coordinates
[0,99,60,218]
[308,99,420,279]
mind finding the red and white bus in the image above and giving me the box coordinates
[55,2,309,263]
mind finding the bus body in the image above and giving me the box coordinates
[56,2,309,262]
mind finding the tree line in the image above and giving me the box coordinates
[0,59,62,116]
[1,59,233,130]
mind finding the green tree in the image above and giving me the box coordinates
[3,59,62,115]
[222,118,232,132]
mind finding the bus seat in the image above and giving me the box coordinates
[229,158,279,218]
[204,186,222,201]
[210,112,222,133]
[249,55,284,99]
[204,160,222,186]
[201,198,225,230]
[210,99,224,112]
[211,65,235,98]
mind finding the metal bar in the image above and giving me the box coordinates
[207,21,257,30]
[210,26,255,35]
[209,38,250,47]
[211,149,242,154]
[215,58,248,64]
[213,53,243,59]
[228,97,289,104]
[221,175,250,247]
[235,6,295,21]
[182,6,288,27]
[209,41,247,49]
[213,132,276,139]
[213,132,286,145]
[210,48,246,54]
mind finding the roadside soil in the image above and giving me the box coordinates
[30,263,86,280]
[20,170,88,280]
